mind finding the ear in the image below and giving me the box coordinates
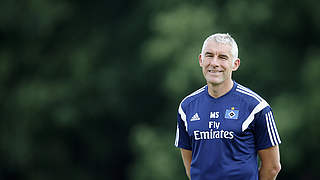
[199,54,203,67]
[232,58,240,71]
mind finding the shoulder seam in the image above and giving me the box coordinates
[180,85,206,105]
[235,84,264,103]
[178,86,206,132]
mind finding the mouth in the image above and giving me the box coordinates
[208,70,223,73]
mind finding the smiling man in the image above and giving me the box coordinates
[174,33,281,180]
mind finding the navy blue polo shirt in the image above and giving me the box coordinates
[174,81,281,180]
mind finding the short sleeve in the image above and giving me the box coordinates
[174,105,192,150]
[254,106,281,150]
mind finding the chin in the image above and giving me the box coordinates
[207,79,223,85]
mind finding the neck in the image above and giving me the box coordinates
[207,79,234,98]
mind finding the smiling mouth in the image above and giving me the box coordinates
[208,70,222,73]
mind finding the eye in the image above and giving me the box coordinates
[219,55,228,60]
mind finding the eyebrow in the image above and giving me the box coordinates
[205,52,229,58]
[219,54,229,58]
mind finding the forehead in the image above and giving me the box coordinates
[203,40,232,55]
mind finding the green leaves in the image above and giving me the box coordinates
[1,0,320,179]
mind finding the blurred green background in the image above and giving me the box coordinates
[1,0,320,179]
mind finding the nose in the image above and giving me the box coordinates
[209,56,219,67]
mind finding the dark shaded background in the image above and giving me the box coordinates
[1,0,320,179]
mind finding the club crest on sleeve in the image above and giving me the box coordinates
[225,107,239,119]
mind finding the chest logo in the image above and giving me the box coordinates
[190,113,200,121]
[225,107,239,119]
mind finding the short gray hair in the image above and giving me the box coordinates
[201,33,239,62]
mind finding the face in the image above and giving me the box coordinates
[199,40,240,86]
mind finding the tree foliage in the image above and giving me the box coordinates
[0,0,319,179]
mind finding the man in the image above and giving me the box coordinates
[174,33,281,180]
